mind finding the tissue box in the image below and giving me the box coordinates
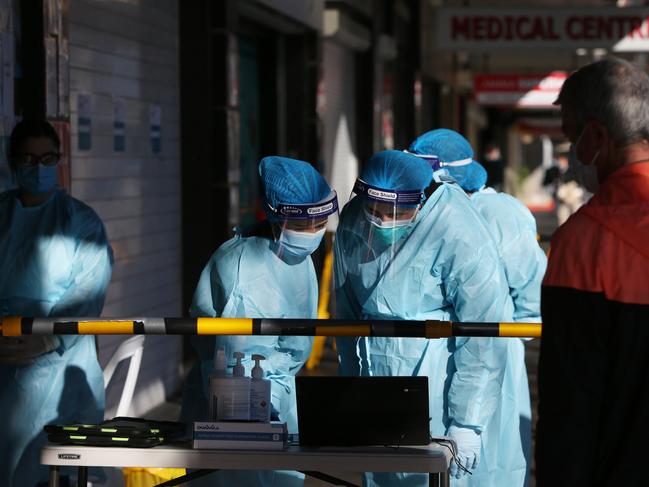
[193,421,287,450]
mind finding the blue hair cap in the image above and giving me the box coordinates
[361,150,433,194]
[408,129,487,192]
[259,156,332,221]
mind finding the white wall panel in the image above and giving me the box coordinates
[72,0,178,30]
[105,266,181,305]
[110,230,181,260]
[70,1,177,49]
[103,211,180,240]
[70,46,179,86]
[323,41,359,229]
[108,283,180,316]
[70,72,179,104]
[73,176,179,200]
[71,158,179,180]
[70,0,182,417]
[91,196,179,221]
[111,249,180,281]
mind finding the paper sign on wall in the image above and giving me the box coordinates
[77,93,92,151]
[149,103,161,154]
[113,97,125,152]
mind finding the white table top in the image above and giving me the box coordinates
[41,443,452,474]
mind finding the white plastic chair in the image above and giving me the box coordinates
[102,335,145,419]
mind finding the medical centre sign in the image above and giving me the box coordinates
[436,7,649,51]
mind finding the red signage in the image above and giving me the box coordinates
[437,8,649,52]
[452,15,649,42]
[473,73,567,108]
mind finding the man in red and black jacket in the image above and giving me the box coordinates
[536,58,649,486]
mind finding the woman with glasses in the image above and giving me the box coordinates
[0,120,113,487]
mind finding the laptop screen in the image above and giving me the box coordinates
[296,376,430,447]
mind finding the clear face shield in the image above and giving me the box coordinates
[266,191,339,259]
[350,179,423,254]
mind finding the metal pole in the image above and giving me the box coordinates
[48,466,60,487]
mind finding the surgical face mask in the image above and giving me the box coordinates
[15,164,58,194]
[364,208,414,246]
[364,208,414,228]
[568,128,600,194]
[278,227,326,258]
[372,225,411,246]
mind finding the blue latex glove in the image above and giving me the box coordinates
[447,424,482,479]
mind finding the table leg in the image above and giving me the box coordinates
[49,466,60,487]
[429,472,450,487]
[77,466,88,487]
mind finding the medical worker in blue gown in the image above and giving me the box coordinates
[407,129,547,487]
[334,150,514,487]
[0,120,113,487]
[183,156,338,487]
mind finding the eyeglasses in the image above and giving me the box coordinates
[14,152,62,167]
[283,217,328,233]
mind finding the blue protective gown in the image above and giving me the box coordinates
[0,189,113,487]
[469,188,546,487]
[182,230,317,487]
[334,182,514,487]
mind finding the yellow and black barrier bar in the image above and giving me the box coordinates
[0,317,542,338]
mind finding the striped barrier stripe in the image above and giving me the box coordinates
[0,317,542,338]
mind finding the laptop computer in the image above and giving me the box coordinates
[296,376,430,447]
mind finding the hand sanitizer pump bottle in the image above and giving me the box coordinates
[250,354,271,422]
[225,351,251,421]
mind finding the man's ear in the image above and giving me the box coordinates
[588,120,609,148]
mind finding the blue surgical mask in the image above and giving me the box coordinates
[278,227,326,258]
[15,165,58,194]
[372,225,410,246]
[364,208,415,246]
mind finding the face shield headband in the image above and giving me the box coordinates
[265,190,339,220]
[403,149,473,172]
[353,179,423,206]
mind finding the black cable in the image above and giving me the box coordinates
[430,435,472,476]
[383,431,407,450]
[380,429,471,476]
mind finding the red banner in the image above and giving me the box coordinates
[473,72,567,108]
